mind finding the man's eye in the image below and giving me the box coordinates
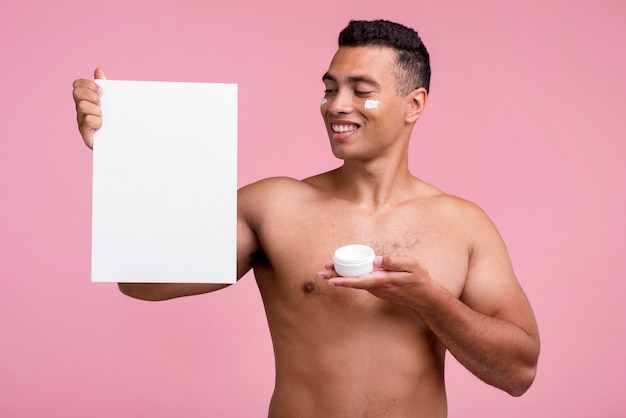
[324,89,337,95]
[355,91,373,97]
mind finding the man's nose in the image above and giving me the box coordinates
[327,90,353,115]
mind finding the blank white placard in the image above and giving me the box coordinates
[91,79,237,283]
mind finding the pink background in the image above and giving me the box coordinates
[1,0,625,417]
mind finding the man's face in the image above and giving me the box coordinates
[321,46,410,161]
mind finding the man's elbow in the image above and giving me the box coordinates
[506,332,540,396]
[504,344,539,397]
[505,364,537,397]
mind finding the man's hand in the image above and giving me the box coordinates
[316,255,433,308]
[72,68,106,149]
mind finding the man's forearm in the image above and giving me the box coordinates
[118,282,229,301]
[412,282,539,396]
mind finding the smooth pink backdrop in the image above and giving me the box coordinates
[1,1,625,417]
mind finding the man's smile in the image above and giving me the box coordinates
[331,123,359,133]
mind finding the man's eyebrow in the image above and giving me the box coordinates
[345,75,380,88]
[322,72,337,82]
[322,73,380,88]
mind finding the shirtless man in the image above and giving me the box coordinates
[73,20,539,418]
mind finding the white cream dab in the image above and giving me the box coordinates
[320,97,327,106]
[364,99,380,110]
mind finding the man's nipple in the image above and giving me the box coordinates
[302,280,319,294]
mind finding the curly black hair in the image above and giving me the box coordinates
[338,20,431,95]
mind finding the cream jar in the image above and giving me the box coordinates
[333,244,376,277]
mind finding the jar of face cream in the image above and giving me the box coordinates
[333,244,376,277]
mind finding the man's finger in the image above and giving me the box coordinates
[73,86,101,106]
[94,67,107,80]
[374,255,415,272]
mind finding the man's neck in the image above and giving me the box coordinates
[332,157,416,209]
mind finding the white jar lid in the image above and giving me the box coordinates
[333,244,375,265]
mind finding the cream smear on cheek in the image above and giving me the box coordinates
[364,99,380,110]
[320,98,379,109]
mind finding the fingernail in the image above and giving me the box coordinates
[374,255,383,266]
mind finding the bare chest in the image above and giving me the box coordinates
[255,201,469,299]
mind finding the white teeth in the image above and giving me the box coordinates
[331,124,358,133]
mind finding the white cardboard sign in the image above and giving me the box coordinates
[91,79,237,284]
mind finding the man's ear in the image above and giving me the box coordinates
[405,87,428,123]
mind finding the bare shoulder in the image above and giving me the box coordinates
[441,194,505,248]
[418,184,495,233]
[239,176,320,202]
[238,176,324,222]
[414,186,510,271]
[239,169,341,199]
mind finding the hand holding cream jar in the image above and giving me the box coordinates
[333,244,376,277]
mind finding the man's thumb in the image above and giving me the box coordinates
[94,67,107,80]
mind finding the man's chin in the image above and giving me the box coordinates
[329,146,348,160]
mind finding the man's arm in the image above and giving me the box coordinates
[72,69,259,301]
[319,200,540,396]
[438,202,540,395]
